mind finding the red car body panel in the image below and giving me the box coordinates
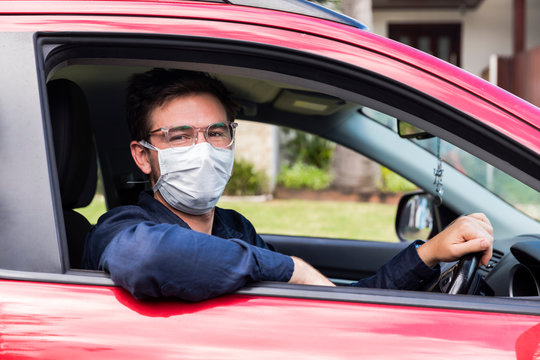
[1,0,539,132]
[1,280,539,359]
[0,15,539,154]
[1,1,539,358]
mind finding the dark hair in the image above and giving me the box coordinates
[126,68,238,141]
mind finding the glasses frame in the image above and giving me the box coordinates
[146,121,238,149]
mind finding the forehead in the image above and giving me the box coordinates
[149,93,227,129]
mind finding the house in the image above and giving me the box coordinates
[234,0,540,195]
[371,0,540,105]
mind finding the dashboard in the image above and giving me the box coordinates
[484,235,540,297]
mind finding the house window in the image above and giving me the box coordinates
[388,23,461,67]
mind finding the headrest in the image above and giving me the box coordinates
[48,79,97,209]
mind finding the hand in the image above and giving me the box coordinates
[417,213,494,268]
[288,256,336,287]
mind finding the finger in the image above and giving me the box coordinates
[454,237,491,257]
[467,213,493,233]
[467,212,489,224]
[456,214,493,238]
[461,236,493,266]
[480,248,493,267]
[457,223,492,246]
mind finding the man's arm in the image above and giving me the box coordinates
[287,213,494,290]
[84,208,294,302]
[99,223,294,301]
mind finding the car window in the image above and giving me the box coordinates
[417,138,540,221]
[41,34,540,274]
[363,107,540,221]
[72,115,412,242]
[220,123,413,242]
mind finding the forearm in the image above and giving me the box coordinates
[288,256,335,287]
[98,223,293,301]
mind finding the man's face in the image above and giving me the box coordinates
[144,93,229,185]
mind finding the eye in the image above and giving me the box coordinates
[168,126,195,143]
[208,123,229,138]
[208,130,227,138]
[169,134,192,141]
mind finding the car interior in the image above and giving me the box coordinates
[41,35,540,301]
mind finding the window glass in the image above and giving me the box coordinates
[220,123,412,242]
[415,138,540,221]
[364,107,540,221]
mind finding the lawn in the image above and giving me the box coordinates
[218,199,399,242]
[76,194,107,225]
[77,195,399,242]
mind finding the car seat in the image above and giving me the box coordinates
[48,79,97,269]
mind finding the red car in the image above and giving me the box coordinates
[1,0,539,358]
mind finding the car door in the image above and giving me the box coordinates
[1,2,540,358]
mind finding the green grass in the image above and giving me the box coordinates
[218,199,398,242]
[76,195,399,242]
[75,194,107,224]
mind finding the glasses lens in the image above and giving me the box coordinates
[206,123,233,148]
[167,125,196,147]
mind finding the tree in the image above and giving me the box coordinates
[328,0,380,196]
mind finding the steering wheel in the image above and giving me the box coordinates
[433,253,482,294]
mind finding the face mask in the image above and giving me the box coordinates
[140,141,234,215]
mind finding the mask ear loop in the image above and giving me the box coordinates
[138,140,164,194]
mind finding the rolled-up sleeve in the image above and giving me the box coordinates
[83,208,293,302]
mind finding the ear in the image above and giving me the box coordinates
[130,140,152,175]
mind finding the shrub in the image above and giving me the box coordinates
[280,129,334,169]
[277,162,333,190]
[378,166,417,193]
[224,159,268,196]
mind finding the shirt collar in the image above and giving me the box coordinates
[138,191,245,240]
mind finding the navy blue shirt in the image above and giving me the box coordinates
[83,192,440,301]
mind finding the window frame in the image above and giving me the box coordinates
[11,31,536,315]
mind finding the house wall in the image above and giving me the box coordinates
[373,0,539,77]
[526,0,540,51]
[233,120,279,192]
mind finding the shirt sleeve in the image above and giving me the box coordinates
[350,241,440,291]
[83,207,294,302]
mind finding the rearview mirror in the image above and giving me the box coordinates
[397,120,434,140]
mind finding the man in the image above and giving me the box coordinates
[83,68,494,301]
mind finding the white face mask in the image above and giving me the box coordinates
[140,141,234,215]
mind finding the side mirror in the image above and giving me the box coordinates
[397,120,434,140]
[395,191,434,242]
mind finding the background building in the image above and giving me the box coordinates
[234,0,540,195]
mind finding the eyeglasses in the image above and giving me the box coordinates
[146,122,238,149]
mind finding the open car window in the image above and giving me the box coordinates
[219,124,410,243]
[31,32,538,305]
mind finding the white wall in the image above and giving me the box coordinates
[527,0,540,51]
[233,120,279,192]
[462,0,512,75]
[371,0,539,77]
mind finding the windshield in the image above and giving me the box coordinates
[362,107,540,221]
